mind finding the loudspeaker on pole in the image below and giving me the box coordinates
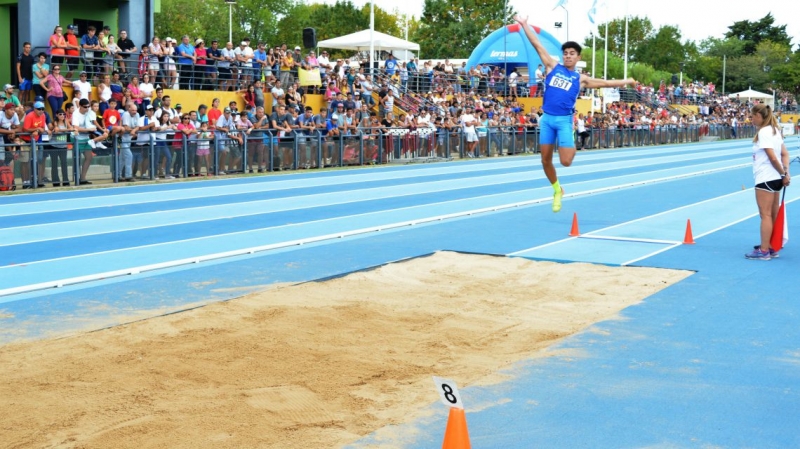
[303,28,317,49]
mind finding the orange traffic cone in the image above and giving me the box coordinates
[569,212,580,236]
[442,407,471,449]
[683,219,695,244]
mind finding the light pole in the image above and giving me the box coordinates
[225,0,236,44]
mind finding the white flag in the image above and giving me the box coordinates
[587,0,605,35]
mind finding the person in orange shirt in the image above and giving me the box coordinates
[22,101,52,188]
[102,97,125,140]
[64,25,81,80]
[49,25,67,68]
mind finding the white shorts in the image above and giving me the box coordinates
[464,130,478,143]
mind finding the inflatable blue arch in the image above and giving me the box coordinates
[466,24,563,86]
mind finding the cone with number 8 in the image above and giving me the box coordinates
[442,407,471,449]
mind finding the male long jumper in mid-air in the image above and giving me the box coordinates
[514,15,635,212]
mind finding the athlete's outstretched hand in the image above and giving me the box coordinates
[513,15,529,27]
[623,78,637,86]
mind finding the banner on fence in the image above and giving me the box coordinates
[780,123,795,136]
[298,68,322,87]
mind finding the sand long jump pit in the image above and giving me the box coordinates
[0,251,690,448]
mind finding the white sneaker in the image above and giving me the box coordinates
[88,140,97,149]
[165,175,175,179]
[96,142,108,149]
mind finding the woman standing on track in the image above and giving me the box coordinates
[746,104,790,260]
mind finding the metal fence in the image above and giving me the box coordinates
[1,123,756,191]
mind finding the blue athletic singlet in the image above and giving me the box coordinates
[542,64,581,116]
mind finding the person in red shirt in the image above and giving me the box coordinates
[207,97,222,130]
[22,101,51,188]
[102,98,124,139]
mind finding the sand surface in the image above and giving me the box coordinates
[0,252,691,448]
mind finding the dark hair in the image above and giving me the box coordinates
[162,95,170,101]
[561,41,582,55]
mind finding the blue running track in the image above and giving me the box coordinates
[2,138,800,447]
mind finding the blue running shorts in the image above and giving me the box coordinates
[539,113,575,148]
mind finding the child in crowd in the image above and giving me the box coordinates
[196,121,213,176]
[86,100,109,149]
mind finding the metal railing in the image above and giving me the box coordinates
[0,122,757,192]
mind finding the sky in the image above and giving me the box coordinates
[312,0,798,47]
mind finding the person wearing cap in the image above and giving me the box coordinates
[323,109,341,166]
[63,26,81,79]
[176,35,196,90]
[19,101,51,188]
[235,38,255,87]
[193,39,208,90]
[3,85,21,107]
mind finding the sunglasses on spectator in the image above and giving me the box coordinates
[36,107,45,111]
[182,117,190,120]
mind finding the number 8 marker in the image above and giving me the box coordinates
[432,376,464,409]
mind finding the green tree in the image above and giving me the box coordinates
[635,25,688,74]
[155,0,292,46]
[772,52,800,95]
[724,13,791,55]
[698,37,745,59]
[416,0,515,59]
[582,16,655,60]
[274,2,320,49]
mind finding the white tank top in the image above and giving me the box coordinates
[100,85,112,102]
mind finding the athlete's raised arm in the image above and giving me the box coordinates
[581,75,636,89]
[514,15,558,72]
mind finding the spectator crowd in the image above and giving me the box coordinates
[1,24,792,191]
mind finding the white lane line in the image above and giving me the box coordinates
[0,142,753,217]
[620,244,683,266]
[0,156,755,298]
[514,189,800,266]
[0,158,750,247]
[578,235,682,245]
[4,158,748,273]
[582,188,751,237]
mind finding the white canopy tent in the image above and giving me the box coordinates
[728,88,775,108]
[317,29,420,64]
